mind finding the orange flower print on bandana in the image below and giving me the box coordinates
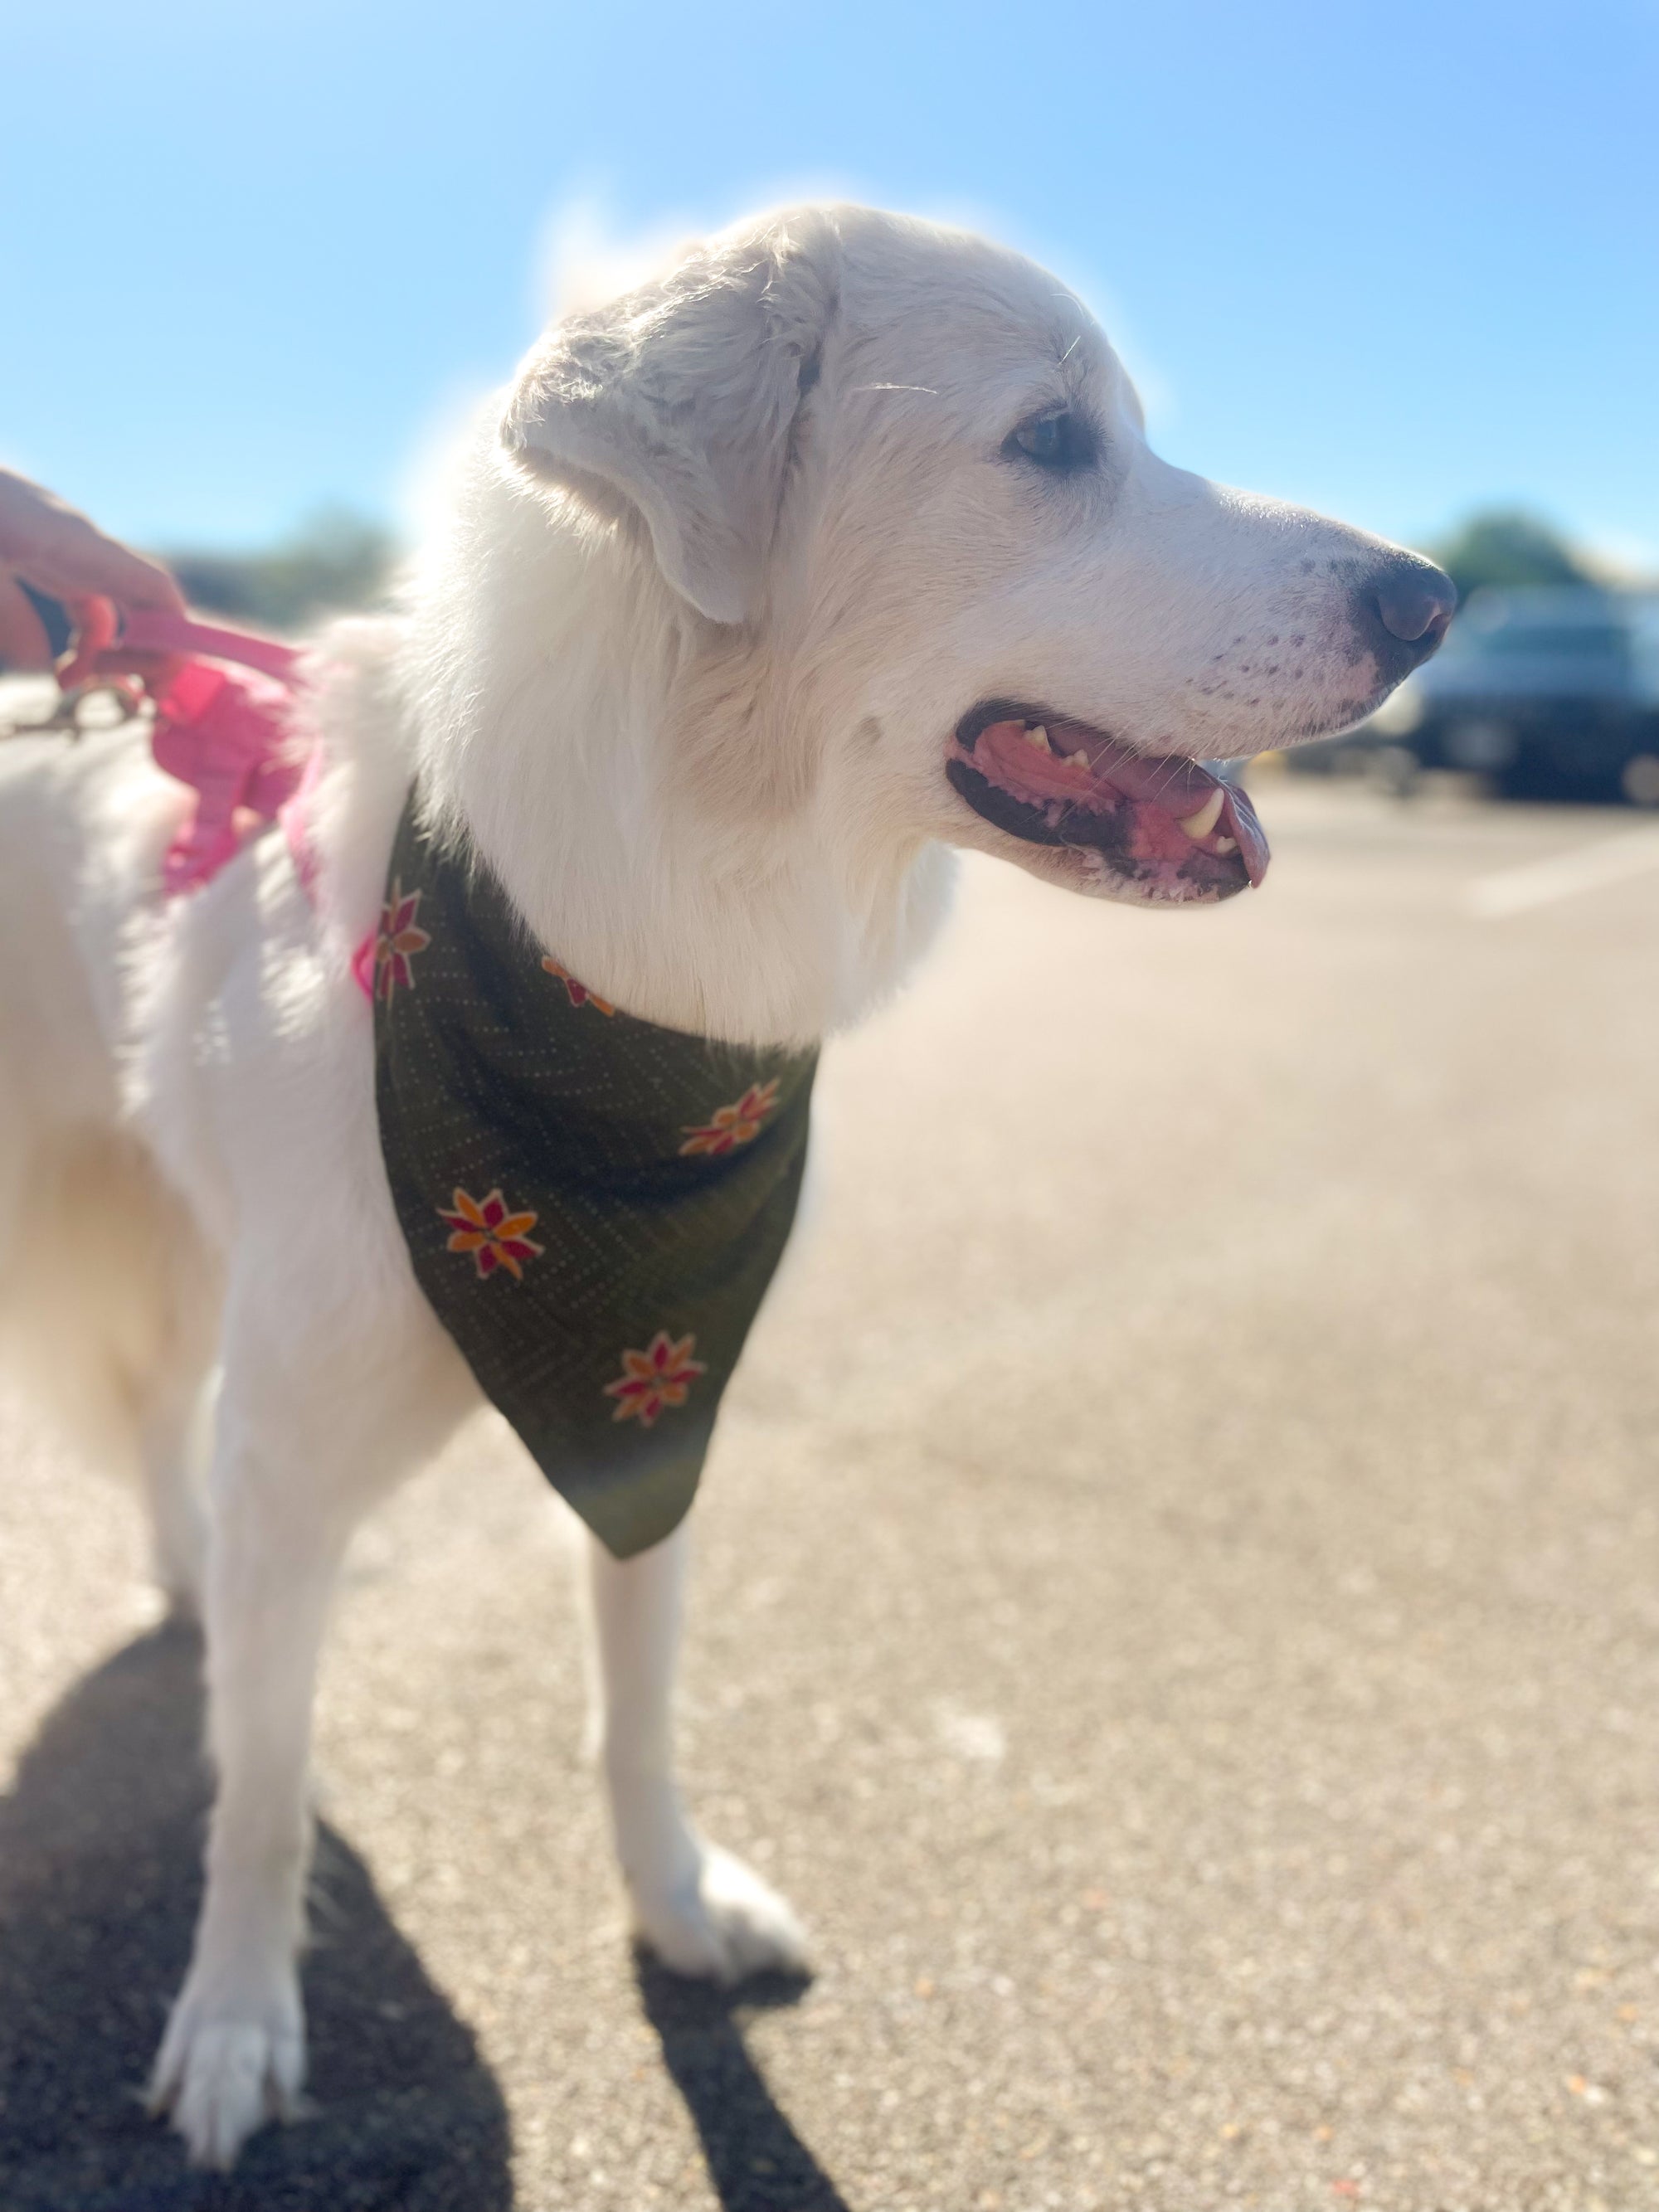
[679,1079,781,1158]
[541,955,615,1016]
[374,879,431,1002]
[603,1330,708,1427]
[439,1186,545,1281]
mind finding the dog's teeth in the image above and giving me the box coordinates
[1214,834,1237,853]
[1066,750,1090,769]
[1024,725,1052,752]
[1177,790,1225,839]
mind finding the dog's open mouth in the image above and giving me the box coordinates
[946,703,1270,902]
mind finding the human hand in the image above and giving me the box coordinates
[0,469,184,675]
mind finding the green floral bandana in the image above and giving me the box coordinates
[372,793,818,1558]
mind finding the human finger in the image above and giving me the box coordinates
[0,574,56,673]
[17,532,186,617]
[0,471,185,616]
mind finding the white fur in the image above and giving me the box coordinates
[0,202,1431,2167]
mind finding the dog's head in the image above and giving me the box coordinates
[499,204,1452,911]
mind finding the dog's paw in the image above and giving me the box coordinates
[631,1844,810,1985]
[148,1972,305,2170]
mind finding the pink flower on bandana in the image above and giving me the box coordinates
[679,1079,781,1158]
[542,955,615,1016]
[374,879,431,1001]
[603,1331,707,1427]
[439,1186,544,1281]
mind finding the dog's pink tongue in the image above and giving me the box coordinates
[975,720,1271,887]
[1048,724,1223,816]
[1217,780,1270,888]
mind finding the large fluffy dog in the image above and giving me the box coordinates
[0,203,1452,2166]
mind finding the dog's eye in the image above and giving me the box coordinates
[1005,407,1092,470]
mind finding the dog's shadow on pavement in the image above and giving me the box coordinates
[636,1955,851,2212]
[0,1621,513,2211]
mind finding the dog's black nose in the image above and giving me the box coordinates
[1355,554,1457,676]
[1374,564,1457,644]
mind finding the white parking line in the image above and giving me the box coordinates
[1468,824,1659,919]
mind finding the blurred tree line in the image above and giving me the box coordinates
[1428,509,1602,604]
[159,503,1612,637]
[164,509,397,633]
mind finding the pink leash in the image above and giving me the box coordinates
[105,606,376,993]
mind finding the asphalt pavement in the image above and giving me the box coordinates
[3,773,1658,2212]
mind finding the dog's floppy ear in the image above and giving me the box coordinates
[502,211,840,625]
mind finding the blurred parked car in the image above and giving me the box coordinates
[1330,586,1659,804]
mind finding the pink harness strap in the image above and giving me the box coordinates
[120,608,301,686]
[110,607,375,994]
[114,609,311,893]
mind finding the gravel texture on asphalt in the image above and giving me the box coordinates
[3,778,1657,2212]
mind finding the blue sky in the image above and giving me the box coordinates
[4,0,1655,566]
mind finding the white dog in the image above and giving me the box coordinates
[0,202,1452,2168]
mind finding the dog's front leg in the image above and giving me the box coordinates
[588,1521,809,1983]
[148,1413,348,2169]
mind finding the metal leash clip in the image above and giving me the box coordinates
[0,676,148,741]
[1,583,149,738]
